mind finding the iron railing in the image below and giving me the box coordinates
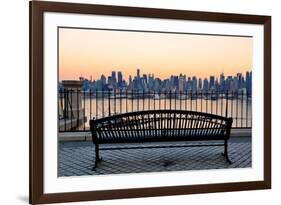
[58,89,252,132]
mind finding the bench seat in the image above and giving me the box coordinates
[90,110,233,170]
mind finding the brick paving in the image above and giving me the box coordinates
[58,137,251,177]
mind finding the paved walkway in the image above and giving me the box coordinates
[58,137,251,177]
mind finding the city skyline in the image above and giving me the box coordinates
[59,28,253,81]
[67,68,252,95]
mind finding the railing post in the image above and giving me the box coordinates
[215,88,218,115]
[83,89,86,131]
[210,89,213,114]
[246,91,249,128]
[206,90,208,113]
[114,89,116,114]
[90,88,92,120]
[120,88,122,114]
[163,90,166,110]
[180,90,182,110]
[108,90,111,116]
[173,90,176,110]
[96,89,98,119]
[64,89,67,131]
[76,88,80,128]
[102,89,104,118]
[169,90,172,110]
[241,90,244,127]
[236,90,238,127]
[159,90,161,110]
[126,89,128,113]
[231,91,234,122]
[190,89,192,111]
[201,90,203,112]
[143,89,145,111]
[225,91,228,118]
[195,90,198,112]
[153,90,156,110]
[131,90,134,112]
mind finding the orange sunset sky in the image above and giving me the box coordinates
[59,28,253,81]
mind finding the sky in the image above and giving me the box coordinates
[59,28,253,81]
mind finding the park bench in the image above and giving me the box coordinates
[90,110,233,170]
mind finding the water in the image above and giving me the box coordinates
[77,97,252,129]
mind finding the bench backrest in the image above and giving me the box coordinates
[90,110,233,143]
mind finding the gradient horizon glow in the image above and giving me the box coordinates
[59,28,253,81]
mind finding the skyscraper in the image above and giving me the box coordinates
[203,78,209,92]
[187,77,192,91]
[192,76,197,92]
[143,74,148,84]
[225,76,233,92]
[246,71,251,95]
[198,78,202,90]
[209,76,215,89]
[111,71,116,84]
[107,76,113,89]
[129,75,132,85]
[117,71,122,86]
[100,74,106,87]
[237,73,242,89]
[220,73,225,93]
[179,75,184,92]
[136,68,142,90]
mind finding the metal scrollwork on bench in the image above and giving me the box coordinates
[90,110,233,170]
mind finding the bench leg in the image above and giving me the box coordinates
[92,143,102,171]
[222,140,232,164]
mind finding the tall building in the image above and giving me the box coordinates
[215,78,219,90]
[225,76,233,92]
[220,73,225,93]
[136,68,142,90]
[100,74,106,87]
[143,74,148,85]
[107,76,113,89]
[148,74,154,90]
[250,71,252,95]
[129,75,132,86]
[246,71,251,95]
[233,76,238,91]
[170,75,176,90]
[192,76,197,92]
[174,76,179,90]
[237,73,242,89]
[179,75,184,92]
[111,71,116,84]
[183,74,187,89]
[187,77,192,91]
[203,78,209,92]
[209,76,215,89]
[198,78,202,90]
[117,71,122,86]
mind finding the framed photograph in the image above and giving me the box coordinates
[30,1,271,204]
